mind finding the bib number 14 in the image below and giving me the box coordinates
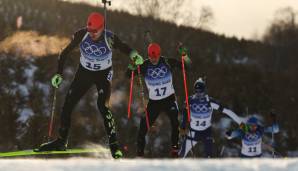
[196,120,206,127]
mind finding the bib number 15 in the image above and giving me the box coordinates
[86,62,101,70]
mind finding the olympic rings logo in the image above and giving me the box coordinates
[245,134,259,141]
[191,103,210,113]
[82,42,106,57]
[147,66,168,78]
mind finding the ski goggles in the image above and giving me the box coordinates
[240,123,257,133]
[247,124,257,132]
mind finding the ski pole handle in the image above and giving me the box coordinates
[145,30,153,44]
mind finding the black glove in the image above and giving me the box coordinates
[225,130,232,137]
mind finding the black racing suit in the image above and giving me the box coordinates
[134,57,188,156]
[56,28,133,152]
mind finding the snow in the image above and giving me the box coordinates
[0,158,297,171]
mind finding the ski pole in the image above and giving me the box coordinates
[220,145,226,157]
[101,0,111,39]
[138,30,153,130]
[271,131,275,158]
[145,30,153,43]
[101,0,111,30]
[181,53,191,122]
[48,88,57,138]
[269,111,277,158]
[137,66,150,130]
[127,70,134,118]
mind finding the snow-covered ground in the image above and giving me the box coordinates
[0,158,297,171]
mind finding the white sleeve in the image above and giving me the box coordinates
[222,108,242,125]
[210,101,220,110]
[210,99,244,125]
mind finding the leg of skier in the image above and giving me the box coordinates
[202,127,213,158]
[137,101,160,157]
[95,69,122,159]
[179,131,198,158]
[37,66,93,151]
[165,100,179,157]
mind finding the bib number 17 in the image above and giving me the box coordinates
[155,87,167,96]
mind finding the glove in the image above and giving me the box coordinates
[127,63,137,71]
[51,74,63,88]
[225,130,233,139]
[239,122,249,133]
[177,43,191,65]
[177,42,189,56]
[129,50,144,65]
[225,130,232,137]
[178,46,188,56]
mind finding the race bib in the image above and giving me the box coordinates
[145,65,174,100]
[190,117,212,131]
[79,34,112,71]
[189,97,213,131]
[241,134,262,156]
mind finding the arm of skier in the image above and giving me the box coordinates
[264,124,279,134]
[52,28,86,88]
[57,28,86,75]
[264,111,279,133]
[210,99,243,125]
[225,129,243,140]
[112,34,143,65]
[166,55,191,71]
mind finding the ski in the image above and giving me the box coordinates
[0,148,109,158]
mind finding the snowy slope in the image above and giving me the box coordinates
[0,158,297,171]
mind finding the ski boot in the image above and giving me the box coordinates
[171,145,179,158]
[35,138,67,152]
[136,149,144,158]
[110,143,123,159]
[34,128,68,152]
[112,150,123,159]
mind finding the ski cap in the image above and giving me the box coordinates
[194,78,206,94]
[87,12,104,32]
[246,116,258,125]
[148,43,161,60]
